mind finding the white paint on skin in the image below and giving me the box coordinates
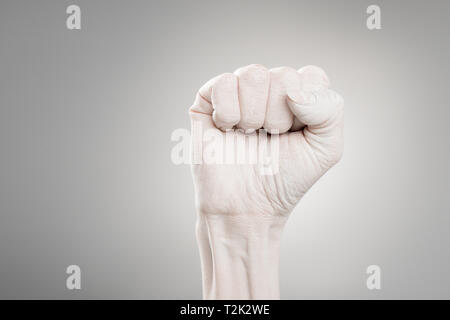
[189,64,344,299]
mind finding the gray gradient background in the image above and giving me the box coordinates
[0,0,449,299]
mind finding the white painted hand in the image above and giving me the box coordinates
[189,65,344,299]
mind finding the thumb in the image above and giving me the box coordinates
[289,65,330,130]
[287,89,344,169]
[287,90,343,127]
[287,65,342,127]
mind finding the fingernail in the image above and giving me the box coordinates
[298,65,330,90]
[289,91,313,105]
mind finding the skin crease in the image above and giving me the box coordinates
[189,65,344,300]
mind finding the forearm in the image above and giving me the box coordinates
[196,214,287,300]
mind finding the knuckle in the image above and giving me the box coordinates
[235,64,268,76]
[215,73,238,88]
[270,66,298,79]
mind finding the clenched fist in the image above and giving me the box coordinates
[189,64,344,299]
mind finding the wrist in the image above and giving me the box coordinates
[196,214,287,300]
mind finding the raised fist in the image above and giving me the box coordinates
[189,64,344,299]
